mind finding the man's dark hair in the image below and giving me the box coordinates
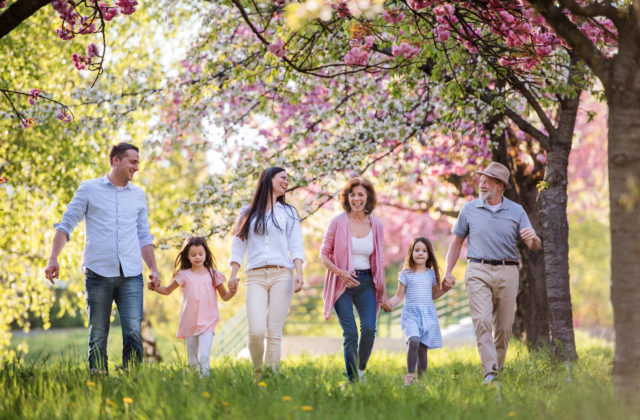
[109,143,139,166]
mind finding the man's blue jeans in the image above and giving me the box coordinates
[334,269,377,381]
[85,268,143,372]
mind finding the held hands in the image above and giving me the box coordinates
[444,272,456,288]
[228,279,238,294]
[228,276,239,293]
[148,271,160,290]
[382,300,393,312]
[44,260,60,284]
[340,269,360,288]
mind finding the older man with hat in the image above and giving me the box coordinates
[444,162,541,384]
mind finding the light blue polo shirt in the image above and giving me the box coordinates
[452,197,532,261]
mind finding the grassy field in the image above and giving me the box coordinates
[3,330,636,420]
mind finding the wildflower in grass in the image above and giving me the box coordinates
[302,406,313,411]
[202,391,210,398]
[509,412,516,417]
[258,381,266,387]
[222,401,229,407]
[106,399,116,407]
[86,381,96,387]
[282,396,292,402]
[184,381,190,386]
[122,397,133,405]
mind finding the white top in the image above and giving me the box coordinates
[230,202,305,271]
[351,229,373,270]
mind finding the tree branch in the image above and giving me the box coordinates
[558,0,626,27]
[527,0,610,84]
[0,0,51,40]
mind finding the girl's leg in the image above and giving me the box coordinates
[246,270,269,373]
[406,336,420,374]
[417,343,428,378]
[197,331,214,376]
[185,336,199,371]
[264,268,294,372]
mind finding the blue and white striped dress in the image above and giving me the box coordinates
[399,269,442,348]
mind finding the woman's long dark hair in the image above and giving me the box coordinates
[173,236,217,280]
[402,236,442,288]
[235,167,293,241]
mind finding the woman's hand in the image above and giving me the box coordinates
[294,272,304,293]
[339,269,360,288]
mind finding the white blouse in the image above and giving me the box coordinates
[230,202,305,271]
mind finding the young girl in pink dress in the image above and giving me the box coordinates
[149,236,237,376]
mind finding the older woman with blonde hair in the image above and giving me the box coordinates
[320,177,387,382]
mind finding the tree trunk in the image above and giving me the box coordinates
[537,93,579,360]
[606,66,640,403]
[491,129,550,349]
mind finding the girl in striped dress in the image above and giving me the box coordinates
[383,237,451,385]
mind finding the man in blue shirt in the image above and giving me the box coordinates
[44,143,160,373]
[444,162,541,384]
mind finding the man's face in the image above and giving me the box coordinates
[112,149,139,182]
[479,174,503,202]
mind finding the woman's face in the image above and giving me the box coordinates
[271,171,289,198]
[348,185,368,213]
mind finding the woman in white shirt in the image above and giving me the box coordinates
[229,167,304,378]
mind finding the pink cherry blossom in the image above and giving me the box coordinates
[99,2,119,21]
[344,47,369,66]
[72,53,88,70]
[86,43,99,59]
[56,109,72,123]
[406,0,433,10]
[0,1,6,9]
[268,38,286,58]
[116,0,137,15]
[382,9,404,24]
[392,41,420,60]
[434,24,450,42]
[28,89,40,106]
[56,27,75,41]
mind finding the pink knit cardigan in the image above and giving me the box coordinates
[320,212,387,320]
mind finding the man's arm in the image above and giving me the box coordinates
[444,235,465,287]
[141,244,160,287]
[44,230,69,284]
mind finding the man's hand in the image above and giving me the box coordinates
[44,260,60,284]
[520,227,537,242]
[148,271,160,289]
[382,301,392,312]
[444,272,456,287]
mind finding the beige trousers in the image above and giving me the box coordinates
[246,267,294,372]
[465,262,519,377]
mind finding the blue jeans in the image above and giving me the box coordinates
[334,269,377,381]
[85,268,143,372]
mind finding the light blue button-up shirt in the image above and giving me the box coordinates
[54,175,154,277]
[230,202,305,271]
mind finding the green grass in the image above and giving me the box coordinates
[2,332,636,419]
